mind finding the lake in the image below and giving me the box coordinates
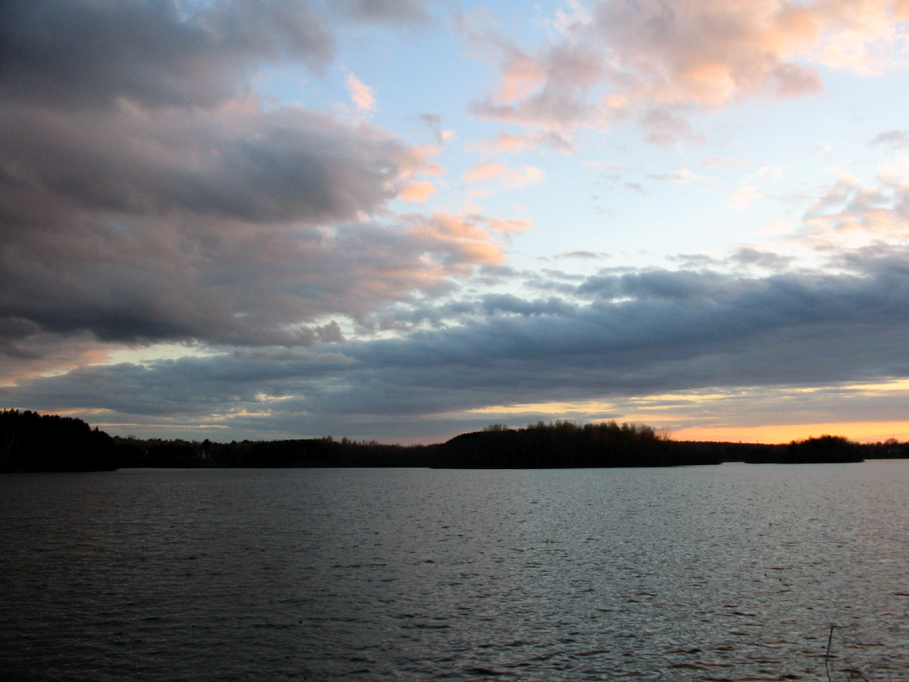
[1,462,907,681]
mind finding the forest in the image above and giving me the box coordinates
[0,410,117,472]
[1,409,906,472]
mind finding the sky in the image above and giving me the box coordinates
[2,0,909,444]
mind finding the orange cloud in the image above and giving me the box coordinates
[487,217,534,233]
[399,180,437,203]
[422,212,491,240]
[408,212,508,268]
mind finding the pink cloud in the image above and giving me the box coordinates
[486,217,534,233]
[781,172,909,248]
[345,71,376,111]
[468,0,908,143]
[463,161,544,187]
[468,131,577,154]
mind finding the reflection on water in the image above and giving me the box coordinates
[1,462,908,681]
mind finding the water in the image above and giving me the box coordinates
[1,462,907,681]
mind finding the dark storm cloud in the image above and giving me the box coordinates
[0,0,335,109]
[0,100,417,346]
[310,254,909,415]
[0,103,401,223]
[0,209,503,348]
[0,349,353,417]
[480,294,577,317]
[335,0,430,24]
[0,0,492,354]
[9,248,909,435]
[729,248,794,271]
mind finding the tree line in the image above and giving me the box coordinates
[2,409,907,472]
[0,410,117,472]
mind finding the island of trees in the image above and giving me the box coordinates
[1,409,905,472]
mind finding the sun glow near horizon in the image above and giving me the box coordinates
[672,422,909,445]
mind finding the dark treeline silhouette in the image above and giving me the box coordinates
[0,410,116,472]
[860,437,909,459]
[112,421,722,469]
[209,438,436,468]
[112,436,208,468]
[433,421,722,468]
[112,435,435,468]
[3,410,908,471]
[742,435,863,464]
[107,428,909,468]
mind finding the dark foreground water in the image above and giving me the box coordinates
[1,462,908,681]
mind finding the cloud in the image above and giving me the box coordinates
[413,114,455,147]
[486,217,534,234]
[10,244,909,439]
[331,250,909,412]
[5,151,909,437]
[639,107,706,145]
[0,0,336,110]
[877,155,909,182]
[757,165,786,179]
[466,0,907,142]
[463,161,545,187]
[345,71,376,111]
[798,175,909,244]
[466,38,605,129]
[334,0,430,25]
[0,0,509,356]
[703,156,750,166]
[729,185,765,210]
[872,129,909,149]
[399,180,437,202]
[0,209,508,352]
[648,169,703,184]
[479,294,578,317]
[469,131,577,154]
[729,247,794,270]
[5,0,909,443]
[0,102,405,223]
